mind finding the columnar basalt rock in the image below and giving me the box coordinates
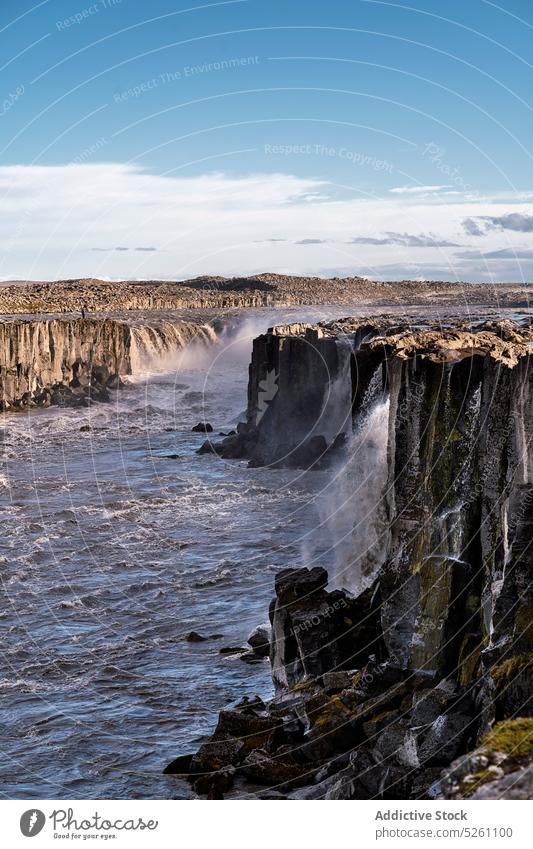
[178,316,532,800]
[0,318,130,410]
[0,316,214,410]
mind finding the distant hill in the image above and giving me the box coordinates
[0,273,530,315]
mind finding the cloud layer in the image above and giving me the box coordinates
[0,163,532,282]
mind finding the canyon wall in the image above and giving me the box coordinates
[183,317,532,799]
[0,317,215,410]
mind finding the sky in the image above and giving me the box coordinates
[0,0,532,282]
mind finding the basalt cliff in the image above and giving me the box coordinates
[176,316,533,799]
[0,317,214,411]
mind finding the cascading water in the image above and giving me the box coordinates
[305,364,391,596]
[129,321,217,375]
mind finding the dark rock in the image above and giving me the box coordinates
[189,738,246,773]
[196,439,219,456]
[233,695,267,712]
[91,364,109,385]
[106,373,122,389]
[320,670,356,694]
[287,434,328,469]
[33,389,51,408]
[240,650,266,664]
[219,646,246,655]
[214,709,279,751]
[417,712,474,767]
[270,569,384,690]
[362,708,400,740]
[79,424,91,432]
[192,422,213,433]
[185,631,223,642]
[240,748,314,787]
[247,623,271,657]
[192,767,235,799]
[163,753,193,775]
[255,790,288,799]
[185,631,208,642]
[273,566,328,604]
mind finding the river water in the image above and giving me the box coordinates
[0,306,357,800]
[2,304,525,799]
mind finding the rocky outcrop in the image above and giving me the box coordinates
[0,316,215,411]
[174,315,532,799]
[1,275,532,314]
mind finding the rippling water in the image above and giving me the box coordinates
[2,304,520,799]
[0,307,356,800]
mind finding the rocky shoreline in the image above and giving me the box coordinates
[172,315,533,799]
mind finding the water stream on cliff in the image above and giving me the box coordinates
[305,364,391,595]
[0,306,354,800]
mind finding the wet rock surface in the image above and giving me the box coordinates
[169,314,533,799]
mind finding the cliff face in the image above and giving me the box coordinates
[0,317,215,410]
[183,317,532,799]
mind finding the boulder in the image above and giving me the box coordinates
[189,738,246,774]
[270,568,384,690]
[247,623,271,657]
[219,646,246,655]
[192,422,213,433]
[163,753,193,775]
[240,748,313,788]
[192,767,235,799]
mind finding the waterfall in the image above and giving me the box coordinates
[307,366,391,596]
[129,321,217,375]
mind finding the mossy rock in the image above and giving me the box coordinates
[461,767,502,798]
[491,653,532,688]
[481,718,533,758]
[457,632,482,687]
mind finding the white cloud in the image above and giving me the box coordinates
[0,163,531,282]
[389,185,453,195]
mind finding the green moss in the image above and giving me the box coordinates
[291,679,315,692]
[457,633,482,687]
[466,593,480,614]
[491,654,532,687]
[313,695,351,728]
[461,768,496,798]
[481,718,533,758]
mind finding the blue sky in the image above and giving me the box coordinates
[1,0,532,281]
